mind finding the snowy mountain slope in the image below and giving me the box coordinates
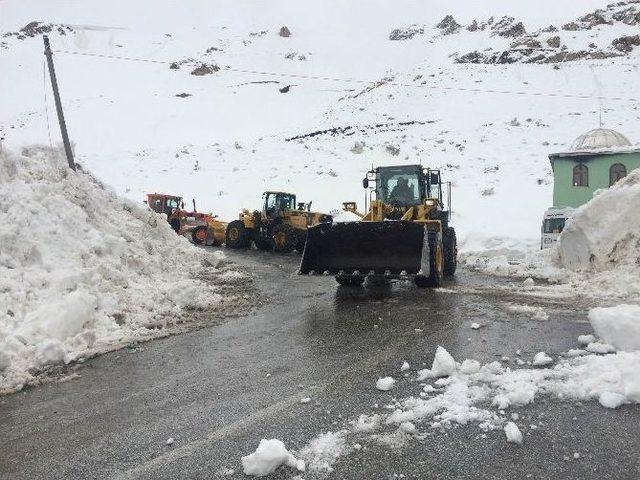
[1,0,639,251]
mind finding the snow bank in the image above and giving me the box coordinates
[559,170,640,272]
[241,439,305,477]
[461,169,640,300]
[589,305,640,352]
[557,170,640,296]
[0,147,248,394]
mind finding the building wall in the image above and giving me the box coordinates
[552,152,640,208]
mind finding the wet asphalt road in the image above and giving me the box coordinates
[1,249,639,480]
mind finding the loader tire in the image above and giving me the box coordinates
[254,237,273,251]
[191,226,208,245]
[272,224,297,253]
[443,227,457,277]
[225,221,251,249]
[335,274,365,287]
[414,230,444,288]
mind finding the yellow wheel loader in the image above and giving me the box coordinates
[225,191,333,253]
[299,165,457,288]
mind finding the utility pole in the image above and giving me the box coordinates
[43,35,75,171]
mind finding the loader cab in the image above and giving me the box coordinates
[369,165,425,207]
[146,193,183,216]
[263,191,297,219]
[365,165,445,206]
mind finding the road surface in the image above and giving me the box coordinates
[1,249,638,479]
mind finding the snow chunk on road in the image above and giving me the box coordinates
[586,342,616,354]
[504,422,523,444]
[376,377,395,391]
[398,421,417,434]
[470,322,481,330]
[298,431,350,474]
[242,439,305,477]
[578,334,596,346]
[589,305,640,352]
[400,361,410,372]
[532,352,553,366]
[351,414,381,433]
[459,359,481,375]
[599,391,626,409]
[431,346,457,377]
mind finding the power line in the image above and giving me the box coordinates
[52,49,640,103]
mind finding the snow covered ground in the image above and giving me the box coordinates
[0,146,250,394]
[1,0,639,256]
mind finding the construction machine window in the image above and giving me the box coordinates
[166,198,180,209]
[265,193,278,212]
[380,172,421,206]
[280,194,296,210]
[265,193,296,215]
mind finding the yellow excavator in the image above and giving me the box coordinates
[299,165,457,287]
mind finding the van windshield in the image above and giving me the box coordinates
[543,217,566,234]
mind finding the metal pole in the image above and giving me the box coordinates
[43,35,75,171]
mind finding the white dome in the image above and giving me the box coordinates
[571,128,632,151]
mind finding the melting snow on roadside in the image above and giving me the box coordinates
[0,147,250,394]
[249,303,640,475]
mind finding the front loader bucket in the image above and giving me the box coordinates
[299,221,430,275]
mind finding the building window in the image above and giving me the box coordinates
[609,163,627,186]
[572,164,589,187]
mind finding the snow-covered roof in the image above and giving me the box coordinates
[571,128,632,152]
[549,128,639,163]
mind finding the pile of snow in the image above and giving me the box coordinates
[589,304,640,351]
[462,169,640,299]
[0,147,249,393]
[559,170,640,274]
[241,439,305,477]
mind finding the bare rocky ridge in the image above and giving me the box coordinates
[436,15,461,35]
[454,1,640,64]
[389,25,424,40]
[2,21,73,40]
[190,63,219,76]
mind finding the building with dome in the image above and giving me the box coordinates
[549,128,640,208]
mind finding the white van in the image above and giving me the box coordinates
[541,207,574,249]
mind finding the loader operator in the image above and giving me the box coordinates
[389,177,414,204]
